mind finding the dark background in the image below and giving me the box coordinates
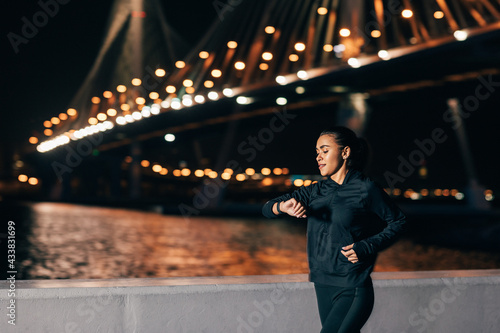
[2,0,500,190]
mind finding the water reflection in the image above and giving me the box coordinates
[9,203,500,279]
[19,203,310,279]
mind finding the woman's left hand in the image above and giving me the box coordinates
[341,243,359,263]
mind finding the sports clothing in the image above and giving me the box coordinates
[262,169,406,287]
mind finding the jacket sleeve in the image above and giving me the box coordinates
[353,182,406,259]
[262,184,313,218]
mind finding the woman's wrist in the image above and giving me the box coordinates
[276,202,283,215]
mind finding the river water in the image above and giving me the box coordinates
[4,202,500,280]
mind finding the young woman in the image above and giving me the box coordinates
[262,126,406,333]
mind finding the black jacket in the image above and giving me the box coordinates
[262,169,406,287]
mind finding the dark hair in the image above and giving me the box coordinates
[319,126,370,171]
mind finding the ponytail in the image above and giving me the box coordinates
[320,126,371,171]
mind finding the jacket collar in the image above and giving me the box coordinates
[328,169,361,186]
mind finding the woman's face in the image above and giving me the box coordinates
[316,134,348,177]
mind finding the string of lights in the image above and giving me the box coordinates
[119,157,495,201]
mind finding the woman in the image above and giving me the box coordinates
[262,126,406,333]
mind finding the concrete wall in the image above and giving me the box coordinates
[1,270,499,333]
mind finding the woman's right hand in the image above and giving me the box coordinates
[280,198,307,218]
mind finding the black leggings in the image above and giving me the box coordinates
[314,282,374,333]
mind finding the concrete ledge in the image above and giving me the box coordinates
[2,270,500,332]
